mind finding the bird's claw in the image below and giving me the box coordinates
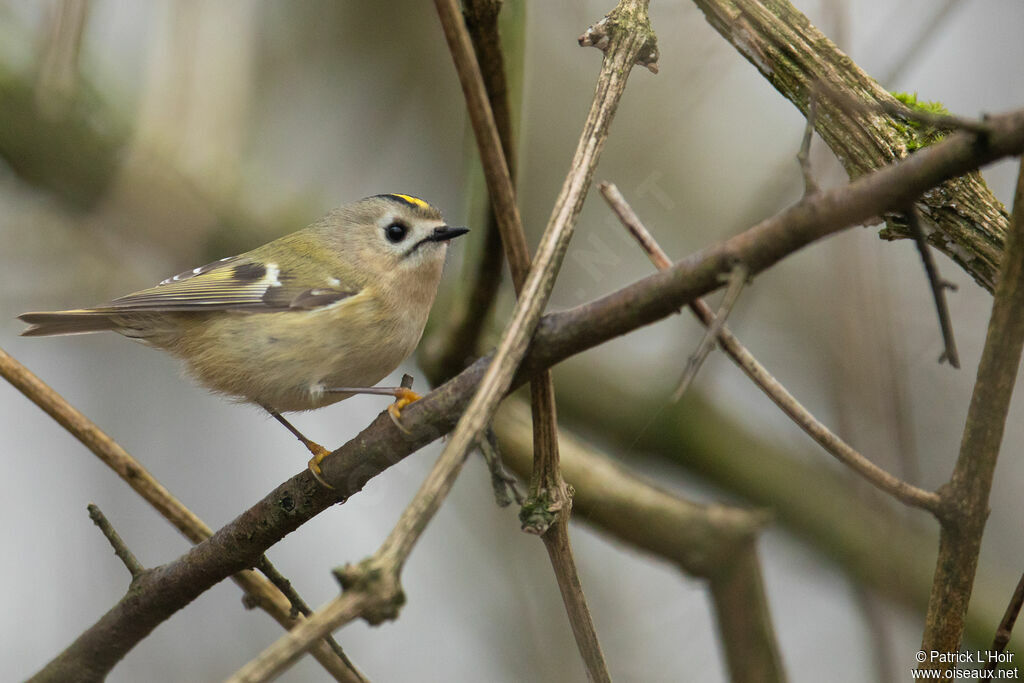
[387,387,421,435]
[306,443,335,489]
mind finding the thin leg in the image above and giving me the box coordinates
[324,386,412,397]
[260,404,333,488]
[325,385,422,431]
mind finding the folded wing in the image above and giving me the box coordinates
[20,256,359,336]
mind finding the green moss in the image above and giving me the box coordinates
[894,91,949,115]
[519,490,556,533]
[891,91,951,150]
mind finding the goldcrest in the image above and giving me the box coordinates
[20,194,468,477]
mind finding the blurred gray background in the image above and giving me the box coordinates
[2,0,1024,681]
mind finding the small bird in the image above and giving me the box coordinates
[20,193,468,485]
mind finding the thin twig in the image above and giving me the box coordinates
[906,206,961,368]
[434,0,528,287]
[798,95,819,196]
[541,521,607,667]
[479,429,524,507]
[87,504,145,580]
[598,181,943,513]
[253,559,303,618]
[521,375,565,535]
[0,347,361,683]
[27,108,1024,680]
[919,156,1024,675]
[985,570,1024,674]
[435,0,577,580]
[528,379,608,680]
[604,186,672,271]
[432,0,555,524]
[436,1,655,679]
[430,0,525,381]
[671,263,748,401]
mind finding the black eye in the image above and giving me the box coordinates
[385,223,408,243]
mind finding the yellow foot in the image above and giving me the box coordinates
[305,441,335,489]
[387,387,422,435]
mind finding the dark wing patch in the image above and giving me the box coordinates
[232,262,267,281]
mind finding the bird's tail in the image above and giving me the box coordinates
[18,310,118,337]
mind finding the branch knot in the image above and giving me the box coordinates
[519,483,575,536]
[333,558,406,626]
[578,2,660,74]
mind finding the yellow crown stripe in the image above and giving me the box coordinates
[389,193,431,210]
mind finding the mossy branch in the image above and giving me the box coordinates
[691,0,1009,291]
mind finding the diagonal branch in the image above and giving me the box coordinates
[0,347,362,683]
[599,182,943,513]
[26,105,1024,679]
[670,262,748,401]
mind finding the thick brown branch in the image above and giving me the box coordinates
[919,156,1024,677]
[29,107,1024,677]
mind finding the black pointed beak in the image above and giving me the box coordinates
[426,226,470,242]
